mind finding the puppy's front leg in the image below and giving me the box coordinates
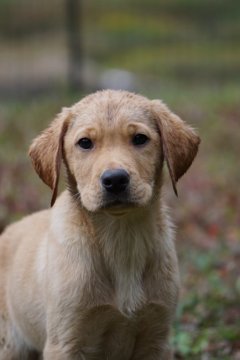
[43,305,136,360]
[42,305,87,360]
[43,343,85,360]
[131,303,173,360]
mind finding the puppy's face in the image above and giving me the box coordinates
[29,90,200,213]
[64,93,162,212]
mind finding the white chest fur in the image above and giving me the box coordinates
[96,214,155,315]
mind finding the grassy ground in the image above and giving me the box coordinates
[0,0,240,358]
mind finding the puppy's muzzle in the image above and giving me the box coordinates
[101,169,130,195]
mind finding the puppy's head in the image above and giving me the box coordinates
[29,90,200,213]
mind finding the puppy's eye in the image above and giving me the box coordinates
[77,138,93,150]
[132,133,149,146]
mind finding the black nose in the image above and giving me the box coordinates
[101,169,130,194]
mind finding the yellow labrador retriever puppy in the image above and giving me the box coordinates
[0,90,200,360]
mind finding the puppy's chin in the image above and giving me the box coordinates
[101,200,136,216]
[82,197,140,216]
[100,194,154,217]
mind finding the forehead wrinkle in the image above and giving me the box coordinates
[106,107,150,133]
[106,101,112,125]
[70,106,101,129]
[105,93,125,125]
[103,90,137,125]
[113,106,152,128]
[113,91,131,117]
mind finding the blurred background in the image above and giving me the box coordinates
[0,0,239,358]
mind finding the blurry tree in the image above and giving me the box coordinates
[66,0,83,90]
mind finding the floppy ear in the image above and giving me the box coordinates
[152,100,200,196]
[29,107,71,206]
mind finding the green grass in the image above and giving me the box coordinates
[172,245,240,359]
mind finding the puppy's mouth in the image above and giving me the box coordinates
[100,198,137,215]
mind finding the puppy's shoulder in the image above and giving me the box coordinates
[1,208,50,240]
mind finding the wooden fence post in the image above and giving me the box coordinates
[66,0,82,89]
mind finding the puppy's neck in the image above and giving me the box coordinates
[88,202,160,314]
[92,205,157,255]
